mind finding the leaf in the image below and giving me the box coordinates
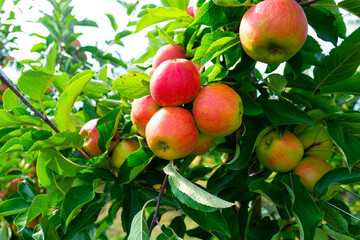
[263,74,287,97]
[160,0,189,10]
[117,147,155,184]
[249,179,285,207]
[128,206,149,240]
[18,70,55,101]
[155,26,176,45]
[262,100,315,126]
[36,156,58,190]
[106,13,118,31]
[319,72,360,94]
[54,70,95,132]
[0,198,29,217]
[316,200,349,233]
[44,42,57,72]
[191,1,228,30]
[201,63,228,83]
[338,0,360,17]
[18,179,38,202]
[157,225,181,240]
[238,91,263,116]
[112,73,150,99]
[29,132,84,152]
[322,225,356,240]
[163,163,234,212]
[0,110,43,128]
[3,88,20,110]
[313,44,360,89]
[26,195,48,227]
[246,217,279,240]
[281,174,323,240]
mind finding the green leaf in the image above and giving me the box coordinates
[191,1,228,30]
[238,91,263,116]
[0,198,29,217]
[163,163,234,212]
[201,64,228,83]
[155,26,176,45]
[316,200,349,233]
[247,217,279,240]
[314,44,360,89]
[128,206,149,240]
[319,72,360,94]
[281,174,323,240]
[18,70,55,101]
[106,13,118,31]
[249,179,285,207]
[157,225,181,240]
[97,64,108,82]
[160,0,189,10]
[38,149,86,177]
[262,100,315,126]
[325,112,360,135]
[18,179,38,202]
[112,73,150,99]
[36,156,58,190]
[54,70,95,131]
[322,225,356,240]
[263,74,287,97]
[338,0,360,17]
[44,42,57,72]
[117,147,155,184]
[3,88,20,110]
[26,194,48,226]
[29,132,84,152]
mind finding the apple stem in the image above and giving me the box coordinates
[148,174,169,235]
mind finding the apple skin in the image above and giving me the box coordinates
[145,107,198,160]
[150,59,201,106]
[111,139,140,169]
[131,95,161,137]
[255,130,304,173]
[0,190,6,199]
[296,125,333,161]
[79,118,120,157]
[187,5,195,17]
[192,83,243,137]
[152,44,186,70]
[239,0,308,64]
[190,132,216,156]
[8,178,23,193]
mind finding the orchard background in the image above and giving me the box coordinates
[0,0,360,239]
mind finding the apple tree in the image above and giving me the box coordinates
[0,0,360,239]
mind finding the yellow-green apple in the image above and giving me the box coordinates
[294,156,339,199]
[131,95,161,137]
[150,59,201,106]
[79,118,120,157]
[111,139,140,169]
[152,44,186,69]
[192,83,243,137]
[296,124,333,161]
[239,0,308,64]
[191,132,216,155]
[145,107,198,160]
[255,130,303,173]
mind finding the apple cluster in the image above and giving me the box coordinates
[256,124,338,198]
[131,44,244,160]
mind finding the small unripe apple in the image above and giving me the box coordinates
[190,132,216,156]
[256,130,304,173]
[296,124,333,161]
[239,0,308,64]
[131,95,161,137]
[294,156,339,200]
[150,59,201,106]
[192,83,243,137]
[79,119,120,157]
[152,44,186,69]
[145,107,198,160]
[111,139,140,169]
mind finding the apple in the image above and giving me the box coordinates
[255,130,304,173]
[27,216,41,228]
[296,124,333,161]
[131,95,161,137]
[150,59,201,106]
[0,190,6,199]
[152,44,186,69]
[70,39,81,48]
[192,83,243,137]
[8,178,23,193]
[239,0,308,64]
[187,1,199,17]
[145,107,198,160]
[191,132,216,155]
[79,118,120,157]
[294,156,339,199]
[111,139,140,169]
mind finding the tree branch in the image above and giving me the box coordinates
[299,0,324,6]
[149,174,169,235]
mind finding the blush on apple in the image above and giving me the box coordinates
[239,0,308,64]
[190,132,216,156]
[152,44,186,69]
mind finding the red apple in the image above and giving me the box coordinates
[8,178,23,193]
[145,107,198,160]
[152,44,186,70]
[192,83,243,137]
[0,190,6,199]
[111,139,140,169]
[187,5,195,17]
[296,124,333,161]
[255,130,304,173]
[131,95,161,137]
[191,132,216,155]
[239,0,308,64]
[150,59,201,106]
[79,119,120,157]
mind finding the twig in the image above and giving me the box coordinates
[299,0,323,6]
[249,168,268,177]
[148,174,169,235]
[340,187,360,198]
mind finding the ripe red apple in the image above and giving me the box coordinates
[131,95,161,137]
[111,139,140,169]
[79,118,120,157]
[145,107,198,160]
[239,0,308,64]
[152,44,186,69]
[296,124,333,161]
[191,132,216,155]
[192,83,243,137]
[255,130,304,173]
[150,59,201,106]
[187,1,199,17]
[294,156,339,199]
[0,190,6,199]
